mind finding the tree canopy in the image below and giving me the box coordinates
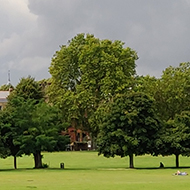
[1,76,69,168]
[97,92,161,168]
[8,76,44,102]
[1,34,190,169]
[154,62,190,121]
[48,33,138,142]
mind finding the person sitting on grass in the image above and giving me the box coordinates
[159,162,164,168]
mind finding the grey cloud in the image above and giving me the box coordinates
[0,0,190,86]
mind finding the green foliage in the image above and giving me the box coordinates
[137,63,190,166]
[8,76,44,102]
[15,101,70,155]
[155,62,190,121]
[0,84,14,91]
[133,75,158,97]
[134,64,190,166]
[48,33,138,137]
[6,98,70,156]
[134,63,190,122]
[158,111,190,167]
[97,92,161,167]
[0,108,20,160]
[1,76,69,168]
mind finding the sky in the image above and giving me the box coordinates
[0,0,190,86]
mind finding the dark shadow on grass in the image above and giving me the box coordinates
[0,167,97,172]
[1,166,190,172]
[135,166,190,170]
[0,168,35,172]
[37,166,190,171]
[61,166,190,171]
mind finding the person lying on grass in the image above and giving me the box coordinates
[174,170,188,175]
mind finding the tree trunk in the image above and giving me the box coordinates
[129,154,134,168]
[175,154,179,168]
[91,134,97,150]
[33,152,43,168]
[14,156,17,169]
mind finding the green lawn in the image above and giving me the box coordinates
[0,152,190,190]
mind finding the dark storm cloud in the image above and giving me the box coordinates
[0,0,190,85]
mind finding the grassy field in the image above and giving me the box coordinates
[0,151,190,190]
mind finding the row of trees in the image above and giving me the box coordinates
[0,33,189,168]
[48,34,190,168]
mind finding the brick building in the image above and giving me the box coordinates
[62,126,91,151]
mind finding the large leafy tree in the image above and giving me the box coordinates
[97,92,161,168]
[2,76,69,168]
[10,98,69,168]
[48,33,138,142]
[135,64,190,165]
[150,63,190,166]
[158,111,190,168]
[2,76,45,168]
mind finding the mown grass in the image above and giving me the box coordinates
[0,152,190,190]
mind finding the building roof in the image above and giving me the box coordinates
[0,91,10,102]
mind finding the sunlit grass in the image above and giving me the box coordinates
[0,152,190,190]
